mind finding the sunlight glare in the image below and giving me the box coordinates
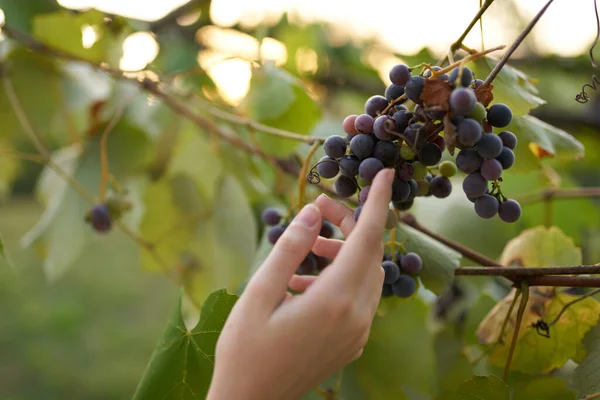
[204,57,252,106]
[81,25,98,49]
[119,32,159,71]
[296,47,318,75]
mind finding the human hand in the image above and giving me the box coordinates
[206,168,394,400]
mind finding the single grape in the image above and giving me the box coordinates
[449,87,476,116]
[416,179,430,196]
[359,158,384,182]
[343,115,359,135]
[267,225,286,244]
[385,84,405,102]
[480,159,503,181]
[498,131,517,150]
[349,134,375,159]
[423,65,442,77]
[354,204,363,222]
[462,172,488,198]
[474,194,499,219]
[400,252,423,275]
[469,102,487,122]
[335,175,358,197]
[457,118,483,148]
[467,188,490,203]
[432,135,446,152]
[382,284,394,298]
[393,110,412,133]
[392,178,411,202]
[498,199,522,223]
[339,154,361,177]
[412,161,428,180]
[405,76,426,104]
[393,199,414,211]
[382,260,401,284]
[385,209,398,230]
[456,148,483,174]
[395,104,408,112]
[320,219,334,238]
[474,79,484,88]
[449,67,474,87]
[397,162,414,181]
[297,253,318,275]
[389,64,411,86]
[324,135,347,159]
[403,123,420,147]
[373,115,398,141]
[399,144,416,161]
[418,143,442,166]
[391,275,417,298]
[496,147,515,170]
[487,103,513,127]
[316,255,331,271]
[439,160,457,177]
[407,179,419,201]
[354,113,375,134]
[365,95,389,117]
[429,176,452,198]
[261,208,281,226]
[476,133,503,159]
[358,185,371,203]
[88,204,112,233]
[316,156,339,179]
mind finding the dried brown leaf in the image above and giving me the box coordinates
[443,114,457,156]
[475,82,494,107]
[420,79,452,111]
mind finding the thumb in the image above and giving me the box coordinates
[245,204,322,309]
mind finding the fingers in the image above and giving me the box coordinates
[288,275,318,292]
[312,236,344,259]
[245,204,322,309]
[315,195,355,237]
[315,169,394,292]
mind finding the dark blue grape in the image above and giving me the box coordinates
[297,253,318,275]
[496,147,515,169]
[359,158,384,182]
[400,252,423,275]
[316,255,331,271]
[397,162,414,181]
[429,176,452,198]
[89,204,112,233]
[339,154,361,177]
[457,118,483,148]
[392,178,410,202]
[405,76,425,104]
[373,115,398,141]
[316,156,339,179]
[349,134,375,160]
[449,67,474,87]
[456,148,483,174]
[424,66,448,80]
[382,284,394,297]
[261,208,281,226]
[407,179,419,201]
[389,64,411,86]
[498,131,517,150]
[385,84,405,102]
[498,199,522,223]
[374,140,399,167]
[359,185,371,203]
[480,159,503,181]
[267,225,285,244]
[462,172,488,198]
[450,88,477,116]
[474,194,499,219]
[467,188,489,203]
[382,261,401,284]
[476,134,503,159]
[324,135,347,159]
[320,219,334,238]
[354,204,363,222]
[393,199,414,211]
[474,79,484,88]
[487,104,513,127]
[354,114,374,134]
[365,95,389,117]
[335,175,357,197]
[391,275,417,298]
[418,143,442,166]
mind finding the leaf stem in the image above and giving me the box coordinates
[484,0,555,85]
[503,281,529,382]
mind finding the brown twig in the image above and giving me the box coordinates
[547,288,600,328]
[484,0,555,85]
[503,281,529,382]
[516,187,600,205]
[455,265,600,277]
[450,0,496,53]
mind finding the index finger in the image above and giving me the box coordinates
[315,168,394,291]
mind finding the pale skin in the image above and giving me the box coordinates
[206,168,395,400]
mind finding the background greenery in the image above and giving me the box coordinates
[1,0,600,399]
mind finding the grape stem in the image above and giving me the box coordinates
[483,0,555,85]
[430,45,505,80]
[503,281,529,382]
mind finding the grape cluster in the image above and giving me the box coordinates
[310,62,522,223]
[381,251,423,298]
[262,207,332,275]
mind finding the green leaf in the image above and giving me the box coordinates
[499,226,581,267]
[396,224,461,295]
[470,58,546,116]
[32,10,109,63]
[437,375,509,400]
[0,139,21,199]
[503,115,584,173]
[573,323,600,397]
[241,64,321,156]
[0,230,15,270]
[0,0,59,32]
[434,328,473,395]
[132,289,238,400]
[512,376,576,400]
[464,293,497,346]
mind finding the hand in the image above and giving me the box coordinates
[206,168,394,400]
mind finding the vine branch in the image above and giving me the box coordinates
[455,265,600,277]
[503,281,529,382]
[516,187,600,205]
[450,0,496,53]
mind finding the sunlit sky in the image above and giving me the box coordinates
[48,0,600,104]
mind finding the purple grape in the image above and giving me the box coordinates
[365,95,389,117]
[343,115,358,135]
[457,118,483,148]
[89,204,112,233]
[456,148,483,174]
[359,158,384,182]
[407,179,419,201]
[382,261,401,284]
[474,79,484,88]
[474,194,499,219]
[261,208,281,226]
[418,143,442,166]
[480,159,503,181]
[397,162,414,181]
[354,114,374,134]
[476,134,503,159]
[324,135,347,159]
[496,147,515,170]
[320,219,334,238]
[359,185,371,203]
[349,134,375,160]
[400,252,423,275]
[385,84,405,102]
[335,175,358,197]
[498,199,522,223]
[462,172,488,198]
[487,104,513,128]
[449,87,477,116]
[339,154,361,177]
[391,275,417,298]
[429,176,452,198]
[449,67,474,88]
[405,76,425,104]
[498,131,517,150]
[267,225,285,244]
[316,156,339,179]
[389,64,411,86]
[297,253,317,275]
[373,115,398,141]
[354,204,363,222]
[374,140,399,167]
[393,199,414,211]
[392,178,410,202]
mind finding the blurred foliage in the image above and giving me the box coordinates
[1,0,600,399]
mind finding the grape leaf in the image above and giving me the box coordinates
[502,115,584,173]
[132,289,238,400]
[0,138,21,199]
[434,328,473,395]
[436,375,509,400]
[241,63,321,156]
[470,58,545,116]
[499,226,581,267]
[0,0,59,33]
[0,231,15,270]
[573,323,600,397]
[512,376,576,400]
[395,224,461,295]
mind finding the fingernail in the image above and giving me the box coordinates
[295,204,320,228]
